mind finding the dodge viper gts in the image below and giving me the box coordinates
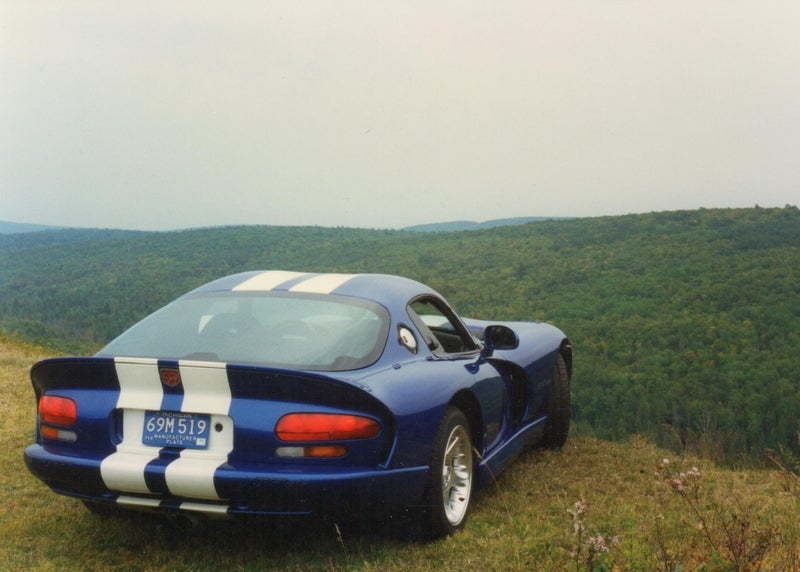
[24,270,572,538]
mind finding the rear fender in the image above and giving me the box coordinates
[31,358,121,457]
[224,365,396,467]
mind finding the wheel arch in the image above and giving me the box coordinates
[448,389,483,456]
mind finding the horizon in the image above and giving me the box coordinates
[3,204,797,234]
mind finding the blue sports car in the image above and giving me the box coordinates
[24,271,572,538]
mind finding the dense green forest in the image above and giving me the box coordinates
[1,207,798,463]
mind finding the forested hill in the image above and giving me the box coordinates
[0,221,64,234]
[1,207,798,462]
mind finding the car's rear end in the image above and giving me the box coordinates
[24,357,421,520]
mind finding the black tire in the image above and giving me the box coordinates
[544,353,571,449]
[420,407,474,539]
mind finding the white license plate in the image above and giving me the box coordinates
[142,410,211,449]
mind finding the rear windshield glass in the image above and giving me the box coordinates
[97,291,390,371]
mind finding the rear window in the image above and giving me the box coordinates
[97,291,390,371]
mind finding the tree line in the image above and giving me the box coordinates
[1,206,798,463]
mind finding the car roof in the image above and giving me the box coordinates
[188,270,440,307]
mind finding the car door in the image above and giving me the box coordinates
[406,296,509,451]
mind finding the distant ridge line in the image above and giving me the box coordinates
[0,221,65,234]
[1,216,574,235]
[402,216,574,233]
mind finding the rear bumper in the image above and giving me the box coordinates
[24,444,428,517]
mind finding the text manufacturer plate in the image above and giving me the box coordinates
[142,410,211,449]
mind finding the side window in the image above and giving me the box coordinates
[407,297,478,356]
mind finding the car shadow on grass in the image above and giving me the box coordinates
[85,505,427,558]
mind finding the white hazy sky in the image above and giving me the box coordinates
[2,1,798,231]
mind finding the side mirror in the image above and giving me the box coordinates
[481,325,519,357]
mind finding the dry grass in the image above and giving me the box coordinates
[3,337,799,570]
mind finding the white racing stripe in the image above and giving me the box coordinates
[177,361,231,414]
[232,270,360,294]
[100,359,163,494]
[233,270,307,291]
[165,363,233,500]
[101,359,234,501]
[289,273,358,294]
[164,449,230,500]
[113,358,164,410]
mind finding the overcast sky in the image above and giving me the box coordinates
[2,1,798,231]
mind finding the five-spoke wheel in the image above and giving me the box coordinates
[422,407,474,538]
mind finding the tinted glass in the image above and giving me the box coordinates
[408,298,478,354]
[97,292,390,371]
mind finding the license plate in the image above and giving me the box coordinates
[142,411,211,449]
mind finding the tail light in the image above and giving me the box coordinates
[275,413,380,442]
[275,413,380,459]
[38,395,78,442]
[39,395,77,426]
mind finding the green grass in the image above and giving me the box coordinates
[3,337,800,570]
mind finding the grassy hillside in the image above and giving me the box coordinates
[1,207,798,462]
[4,336,800,570]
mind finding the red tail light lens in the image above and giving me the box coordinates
[39,395,77,426]
[275,413,380,442]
